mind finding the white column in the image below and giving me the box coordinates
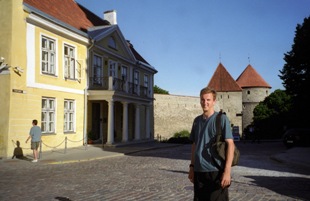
[108,76,114,90]
[135,104,140,140]
[107,100,114,144]
[145,105,150,139]
[122,102,129,142]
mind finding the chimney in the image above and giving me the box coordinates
[104,10,117,25]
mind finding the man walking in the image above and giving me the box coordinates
[26,119,42,162]
[188,87,235,200]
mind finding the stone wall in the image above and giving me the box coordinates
[216,91,243,131]
[154,94,201,140]
[154,92,243,140]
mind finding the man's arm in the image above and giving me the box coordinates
[221,138,235,188]
[25,135,31,143]
[188,143,195,183]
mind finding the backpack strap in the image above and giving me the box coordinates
[212,111,225,170]
[216,111,223,142]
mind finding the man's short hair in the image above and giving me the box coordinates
[32,119,38,125]
[200,87,217,100]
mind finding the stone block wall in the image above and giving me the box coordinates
[154,94,201,140]
[154,92,243,140]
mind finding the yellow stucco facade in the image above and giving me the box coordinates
[1,1,157,159]
[0,0,88,158]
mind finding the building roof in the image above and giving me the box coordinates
[23,0,109,32]
[127,41,150,65]
[208,63,242,92]
[236,64,271,88]
[23,0,153,67]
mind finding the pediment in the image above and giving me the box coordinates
[88,25,135,62]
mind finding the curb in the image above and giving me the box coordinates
[47,153,125,165]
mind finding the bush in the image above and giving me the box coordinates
[173,130,190,138]
[165,130,191,144]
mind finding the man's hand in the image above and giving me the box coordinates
[221,170,231,188]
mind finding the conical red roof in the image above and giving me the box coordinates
[236,65,271,88]
[208,63,242,92]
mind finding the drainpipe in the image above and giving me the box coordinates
[84,39,95,145]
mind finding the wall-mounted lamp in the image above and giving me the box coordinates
[13,66,24,74]
[0,57,10,72]
[0,57,23,74]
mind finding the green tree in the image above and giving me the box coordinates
[252,89,292,139]
[279,16,310,126]
[154,85,169,94]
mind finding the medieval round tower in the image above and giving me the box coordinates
[236,64,271,133]
[207,63,243,134]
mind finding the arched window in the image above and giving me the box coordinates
[108,36,117,49]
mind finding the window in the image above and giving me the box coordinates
[144,74,149,88]
[134,71,139,85]
[64,44,75,79]
[134,71,139,94]
[108,36,117,49]
[64,99,75,132]
[247,90,250,95]
[41,36,56,75]
[121,66,128,81]
[93,55,102,85]
[143,74,149,96]
[41,97,55,133]
[109,60,117,77]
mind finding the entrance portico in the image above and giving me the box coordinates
[88,92,153,145]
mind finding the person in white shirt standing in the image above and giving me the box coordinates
[26,119,42,162]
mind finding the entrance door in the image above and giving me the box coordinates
[92,103,101,141]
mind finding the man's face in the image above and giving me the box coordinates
[200,93,215,113]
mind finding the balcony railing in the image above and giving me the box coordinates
[89,76,150,98]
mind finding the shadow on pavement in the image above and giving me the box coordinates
[159,168,188,175]
[55,196,72,201]
[236,141,310,175]
[245,175,310,201]
[125,143,190,160]
[122,141,309,176]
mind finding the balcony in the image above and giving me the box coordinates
[89,76,150,98]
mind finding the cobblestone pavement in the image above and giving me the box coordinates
[0,142,309,201]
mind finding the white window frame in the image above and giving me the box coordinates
[64,99,75,132]
[143,74,149,96]
[41,35,56,75]
[134,70,139,94]
[108,60,117,78]
[144,74,149,88]
[64,44,76,80]
[41,97,56,134]
[121,66,128,81]
[134,71,139,85]
[93,54,103,85]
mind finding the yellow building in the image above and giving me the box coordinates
[0,0,157,158]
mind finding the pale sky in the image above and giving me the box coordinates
[76,0,310,96]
